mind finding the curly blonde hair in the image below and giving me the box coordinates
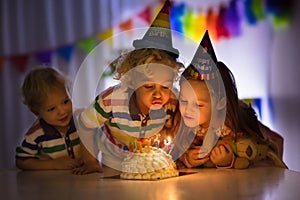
[113,48,183,86]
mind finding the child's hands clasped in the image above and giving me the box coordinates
[210,143,234,167]
[184,146,210,168]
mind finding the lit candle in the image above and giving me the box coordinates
[144,139,150,147]
[163,136,172,152]
[164,136,172,146]
[129,141,134,152]
[136,141,142,151]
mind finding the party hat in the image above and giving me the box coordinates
[187,30,218,80]
[133,0,179,57]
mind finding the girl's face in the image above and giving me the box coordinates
[134,64,175,114]
[38,88,73,133]
[179,79,212,128]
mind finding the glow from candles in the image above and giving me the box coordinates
[164,136,172,146]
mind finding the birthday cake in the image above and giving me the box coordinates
[120,146,179,180]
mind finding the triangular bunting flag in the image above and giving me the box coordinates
[206,8,219,41]
[217,5,230,39]
[57,45,74,62]
[193,13,206,42]
[35,50,53,65]
[77,37,98,54]
[119,19,133,36]
[96,28,113,46]
[10,54,30,73]
[138,6,152,24]
[252,0,266,20]
[224,0,242,37]
[170,3,185,34]
[245,0,258,24]
[183,9,194,40]
[271,14,290,29]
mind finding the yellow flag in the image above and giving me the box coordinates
[97,28,113,47]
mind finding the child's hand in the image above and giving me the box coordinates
[175,160,186,169]
[210,143,234,167]
[185,146,210,168]
[72,162,103,175]
[53,157,83,170]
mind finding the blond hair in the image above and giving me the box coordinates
[22,67,70,113]
[113,48,183,85]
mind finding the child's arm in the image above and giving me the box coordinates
[71,114,103,175]
[16,156,83,170]
[72,143,103,175]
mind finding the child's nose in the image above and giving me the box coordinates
[153,86,162,98]
[57,105,66,115]
[185,103,195,113]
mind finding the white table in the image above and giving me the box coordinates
[1,166,300,200]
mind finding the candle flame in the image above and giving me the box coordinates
[164,136,172,146]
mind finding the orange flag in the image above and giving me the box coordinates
[119,19,133,36]
[206,8,219,41]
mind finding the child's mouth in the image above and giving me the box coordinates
[184,115,194,121]
[152,101,162,105]
[59,115,69,123]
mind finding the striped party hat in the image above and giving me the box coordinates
[133,0,179,58]
[187,30,218,80]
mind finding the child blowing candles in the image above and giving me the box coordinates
[73,0,184,174]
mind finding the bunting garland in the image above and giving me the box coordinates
[96,28,114,47]
[0,0,291,74]
[35,50,53,65]
[57,45,75,62]
[170,0,291,42]
[138,6,152,24]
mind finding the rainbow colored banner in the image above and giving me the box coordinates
[0,0,291,74]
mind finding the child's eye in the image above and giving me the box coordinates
[195,103,203,108]
[47,107,56,112]
[63,99,70,104]
[144,84,153,89]
[179,99,188,104]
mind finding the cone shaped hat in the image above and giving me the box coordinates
[187,30,218,80]
[133,0,179,58]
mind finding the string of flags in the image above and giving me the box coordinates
[171,0,292,42]
[0,0,291,74]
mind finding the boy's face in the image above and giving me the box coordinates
[134,64,175,114]
[179,80,212,128]
[38,88,73,133]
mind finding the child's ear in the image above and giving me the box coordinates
[216,97,226,110]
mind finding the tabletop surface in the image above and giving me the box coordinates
[1,166,300,200]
